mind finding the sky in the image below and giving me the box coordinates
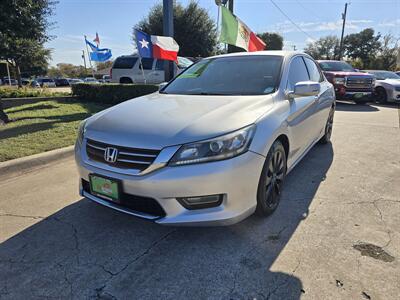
[46,0,400,66]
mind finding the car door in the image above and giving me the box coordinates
[285,56,320,163]
[135,58,155,83]
[150,59,166,83]
[303,57,333,139]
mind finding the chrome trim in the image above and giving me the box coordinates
[117,158,151,164]
[82,139,180,176]
[83,191,160,220]
[118,151,157,158]
[140,145,181,175]
[87,142,106,151]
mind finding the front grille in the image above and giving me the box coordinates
[82,179,166,218]
[86,139,160,171]
[346,77,373,88]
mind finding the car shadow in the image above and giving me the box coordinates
[0,143,334,299]
[335,101,379,112]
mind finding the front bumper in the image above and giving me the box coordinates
[75,142,265,226]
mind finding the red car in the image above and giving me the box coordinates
[318,60,375,104]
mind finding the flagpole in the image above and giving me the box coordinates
[84,35,95,78]
[138,55,147,85]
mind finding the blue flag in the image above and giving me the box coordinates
[85,38,112,62]
[134,30,153,58]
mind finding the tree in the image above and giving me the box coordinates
[47,63,89,78]
[257,33,283,50]
[304,36,340,60]
[344,28,381,69]
[369,34,398,71]
[96,60,113,71]
[135,1,217,57]
[0,0,56,86]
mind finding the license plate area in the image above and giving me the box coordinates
[89,174,121,203]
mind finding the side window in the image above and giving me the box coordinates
[287,56,310,90]
[304,58,323,82]
[113,57,138,69]
[155,59,164,71]
[139,58,154,70]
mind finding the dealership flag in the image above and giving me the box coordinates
[219,6,265,52]
[85,37,112,62]
[93,32,100,46]
[135,30,179,61]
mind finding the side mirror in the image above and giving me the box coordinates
[287,81,320,99]
[158,82,168,91]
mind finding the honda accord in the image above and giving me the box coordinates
[75,51,335,226]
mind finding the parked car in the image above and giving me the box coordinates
[102,75,111,83]
[318,60,375,104]
[75,51,335,226]
[68,78,84,85]
[362,70,400,103]
[30,80,41,88]
[84,77,99,84]
[21,78,30,86]
[54,78,70,87]
[2,77,17,85]
[110,55,193,84]
[396,71,400,77]
[36,78,56,88]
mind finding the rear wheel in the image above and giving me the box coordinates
[319,107,334,144]
[375,87,387,104]
[256,140,287,217]
[120,77,133,84]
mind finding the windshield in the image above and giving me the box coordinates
[318,61,355,72]
[366,71,400,80]
[162,55,283,95]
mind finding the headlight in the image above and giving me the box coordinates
[334,77,345,85]
[77,120,87,144]
[169,125,256,166]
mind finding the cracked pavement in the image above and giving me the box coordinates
[0,102,399,299]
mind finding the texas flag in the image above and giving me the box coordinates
[135,30,179,62]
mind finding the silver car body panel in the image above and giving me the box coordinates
[76,51,335,225]
[375,78,400,103]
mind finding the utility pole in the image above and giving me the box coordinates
[163,0,174,81]
[338,2,348,61]
[82,50,87,71]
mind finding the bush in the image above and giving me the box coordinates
[0,86,70,98]
[71,83,159,104]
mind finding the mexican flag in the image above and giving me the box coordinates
[219,6,266,52]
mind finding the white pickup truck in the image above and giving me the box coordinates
[110,55,193,84]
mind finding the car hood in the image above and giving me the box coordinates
[323,71,373,77]
[85,92,274,149]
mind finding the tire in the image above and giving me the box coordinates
[120,77,133,84]
[375,87,387,104]
[319,107,334,144]
[256,140,287,217]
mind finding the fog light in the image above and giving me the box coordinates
[177,194,223,210]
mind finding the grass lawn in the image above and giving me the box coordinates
[0,99,108,162]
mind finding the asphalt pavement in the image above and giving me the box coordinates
[0,102,399,299]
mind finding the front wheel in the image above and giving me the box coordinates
[375,87,387,104]
[319,107,334,144]
[256,140,287,217]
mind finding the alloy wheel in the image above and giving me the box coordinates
[265,149,285,209]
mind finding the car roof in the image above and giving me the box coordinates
[206,50,305,60]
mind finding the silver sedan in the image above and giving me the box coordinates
[75,51,335,226]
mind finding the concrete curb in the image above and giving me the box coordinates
[0,146,75,179]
